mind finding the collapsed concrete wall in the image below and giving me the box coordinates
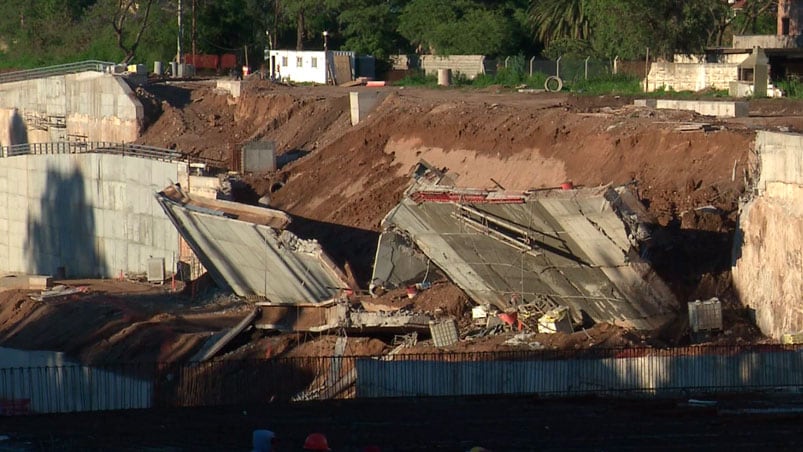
[0,72,142,144]
[733,131,803,340]
[372,165,679,330]
[0,153,185,278]
[155,185,350,303]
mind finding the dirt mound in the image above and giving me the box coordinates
[0,282,248,364]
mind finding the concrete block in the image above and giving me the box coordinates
[633,99,657,108]
[350,91,383,126]
[27,275,53,290]
[241,141,277,173]
[654,99,748,118]
[216,80,241,98]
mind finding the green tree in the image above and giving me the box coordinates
[398,0,517,55]
[281,0,336,50]
[528,0,590,46]
[333,0,406,59]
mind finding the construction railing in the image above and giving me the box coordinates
[0,60,116,85]
[1,344,802,415]
[0,141,223,166]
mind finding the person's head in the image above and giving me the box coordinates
[303,432,331,451]
[252,429,276,452]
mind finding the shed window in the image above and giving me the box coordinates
[281,56,288,67]
[296,57,303,67]
[311,57,318,68]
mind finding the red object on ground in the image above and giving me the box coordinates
[365,81,386,87]
[561,181,574,190]
[498,312,524,331]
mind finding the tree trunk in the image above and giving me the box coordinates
[296,10,305,50]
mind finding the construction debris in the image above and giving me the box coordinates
[29,285,89,302]
[537,306,574,334]
[371,162,679,330]
[429,319,459,347]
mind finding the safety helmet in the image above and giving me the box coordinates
[303,433,331,451]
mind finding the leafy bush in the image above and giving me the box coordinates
[570,74,642,95]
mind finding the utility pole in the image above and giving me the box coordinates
[177,0,183,63]
[191,0,197,59]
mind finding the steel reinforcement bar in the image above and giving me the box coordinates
[0,61,116,85]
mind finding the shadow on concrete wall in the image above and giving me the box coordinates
[9,109,29,146]
[26,166,105,278]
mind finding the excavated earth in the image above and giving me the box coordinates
[6,79,803,364]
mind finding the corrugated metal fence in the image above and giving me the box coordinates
[2,345,802,415]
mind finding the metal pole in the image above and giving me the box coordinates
[504,56,510,69]
[584,56,590,79]
[177,0,183,63]
[613,55,619,75]
[529,56,535,76]
[556,56,562,79]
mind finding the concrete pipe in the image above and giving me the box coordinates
[544,76,563,92]
[438,69,452,87]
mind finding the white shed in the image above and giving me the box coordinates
[266,50,374,85]
[268,50,330,84]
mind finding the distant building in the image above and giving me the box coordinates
[266,50,374,84]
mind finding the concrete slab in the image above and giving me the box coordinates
[372,164,678,330]
[155,185,351,303]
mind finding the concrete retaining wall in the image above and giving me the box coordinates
[0,153,186,278]
[0,72,142,144]
[733,131,803,340]
[646,62,739,92]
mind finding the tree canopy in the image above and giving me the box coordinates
[0,0,780,68]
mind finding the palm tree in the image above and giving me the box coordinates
[528,0,590,46]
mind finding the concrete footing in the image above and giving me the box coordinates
[634,99,748,118]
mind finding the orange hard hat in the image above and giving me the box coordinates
[303,433,331,451]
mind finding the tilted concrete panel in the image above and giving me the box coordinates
[373,169,678,330]
[155,186,350,303]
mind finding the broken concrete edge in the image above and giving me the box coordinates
[253,301,435,334]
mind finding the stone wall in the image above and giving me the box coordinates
[733,131,803,339]
[0,72,142,145]
[645,62,739,92]
[421,55,486,79]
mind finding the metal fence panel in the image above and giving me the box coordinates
[2,346,803,415]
